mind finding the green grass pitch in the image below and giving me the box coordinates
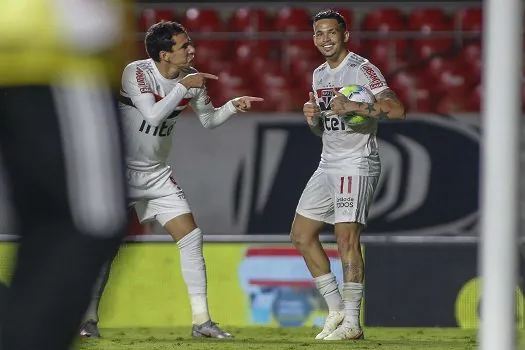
[77,326,525,350]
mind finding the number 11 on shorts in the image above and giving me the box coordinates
[340,176,353,194]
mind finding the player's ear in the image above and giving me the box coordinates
[343,31,350,43]
[159,50,170,63]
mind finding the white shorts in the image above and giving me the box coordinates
[127,166,191,226]
[296,169,379,226]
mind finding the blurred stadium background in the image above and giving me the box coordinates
[0,0,524,342]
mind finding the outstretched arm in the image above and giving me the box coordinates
[191,89,264,129]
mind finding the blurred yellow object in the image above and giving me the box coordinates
[0,0,135,87]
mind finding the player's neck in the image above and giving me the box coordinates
[155,61,181,80]
[326,50,349,69]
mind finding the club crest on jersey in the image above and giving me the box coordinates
[317,89,333,110]
[316,88,342,111]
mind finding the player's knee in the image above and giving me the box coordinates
[290,227,316,249]
[290,213,323,249]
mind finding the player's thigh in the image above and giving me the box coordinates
[133,173,196,240]
[331,174,379,227]
[295,169,333,225]
[292,169,331,243]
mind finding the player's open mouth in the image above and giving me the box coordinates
[322,44,335,50]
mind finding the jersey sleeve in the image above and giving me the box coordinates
[190,87,238,129]
[121,63,152,97]
[120,62,187,127]
[356,62,390,96]
[189,86,214,113]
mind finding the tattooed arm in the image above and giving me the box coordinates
[330,88,406,120]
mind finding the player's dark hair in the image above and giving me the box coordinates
[145,21,188,62]
[312,9,347,32]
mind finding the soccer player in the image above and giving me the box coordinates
[0,1,133,349]
[291,10,405,341]
[80,21,263,339]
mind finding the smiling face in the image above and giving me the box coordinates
[313,18,350,64]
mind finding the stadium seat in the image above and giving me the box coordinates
[459,41,482,64]
[254,70,294,112]
[181,8,224,32]
[364,40,407,73]
[389,70,418,90]
[421,56,472,98]
[464,57,482,86]
[297,69,314,94]
[346,40,362,54]
[209,84,258,107]
[436,70,470,99]
[435,93,467,114]
[289,56,320,81]
[411,38,454,60]
[191,38,229,68]
[364,42,391,73]
[228,8,272,32]
[273,7,311,32]
[414,88,432,113]
[361,9,408,61]
[361,8,406,32]
[457,42,482,84]
[195,59,233,78]
[455,8,483,32]
[138,8,177,32]
[333,8,354,30]
[408,8,449,31]
[282,38,319,61]
[290,84,312,111]
[246,57,283,80]
[463,84,482,112]
[258,89,295,112]
[424,56,456,81]
[388,70,419,109]
[233,39,273,69]
[206,64,251,100]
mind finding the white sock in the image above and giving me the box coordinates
[314,272,344,312]
[177,228,210,325]
[343,282,363,328]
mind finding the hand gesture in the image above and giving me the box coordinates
[303,92,321,126]
[179,72,219,89]
[329,89,353,115]
[232,96,264,112]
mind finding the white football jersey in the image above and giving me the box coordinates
[119,58,235,171]
[312,51,389,176]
